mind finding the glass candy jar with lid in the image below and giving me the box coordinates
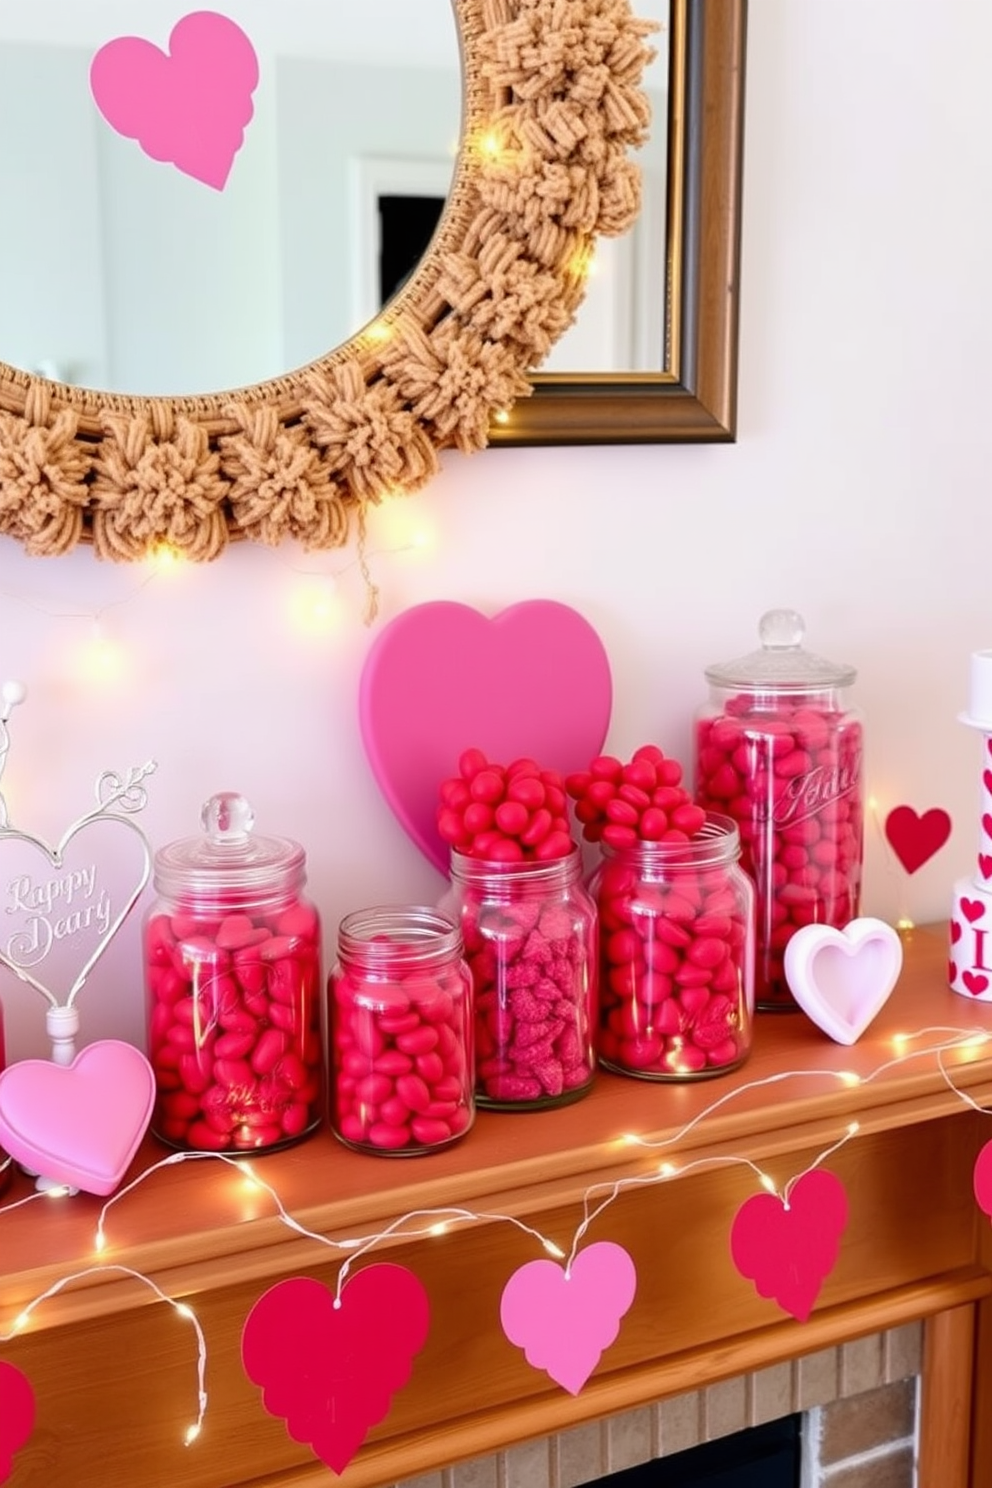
[694,610,864,1011]
[589,813,754,1079]
[443,849,598,1109]
[144,792,323,1153]
[329,907,474,1155]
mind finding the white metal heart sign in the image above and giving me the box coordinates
[783,917,903,1045]
[0,813,151,1008]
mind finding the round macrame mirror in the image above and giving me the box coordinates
[0,0,654,562]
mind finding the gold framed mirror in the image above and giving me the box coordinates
[494,0,746,446]
[0,0,739,564]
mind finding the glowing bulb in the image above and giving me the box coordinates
[184,1425,201,1446]
[838,1070,861,1087]
[429,1222,448,1237]
[620,1133,640,1146]
[94,1229,107,1253]
[758,1172,778,1196]
[494,409,510,425]
[13,1311,30,1332]
[175,1303,195,1322]
[967,1032,991,1049]
[542,1239,566,1259]
[82,627,126,683]
[868,795,879,812]
[891,1032,909,1051]
[659,1162,677,1177]
[480,130,502,159]
[149,542,183,570]
[896,918,915,933]
[847,1121,860,1136]
[364,320,392,346]
[291,580,338,634]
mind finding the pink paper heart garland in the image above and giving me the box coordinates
[0,1363,35,1484]
[0,1041,155,1196]
[730,1170,849,1322]
[242,1266,430,1474]
[500,1242,637,1394]
[359,600,612,872]
[91,11,259,190]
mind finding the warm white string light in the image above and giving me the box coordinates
[0,1263,206,1446]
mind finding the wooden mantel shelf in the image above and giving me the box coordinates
[4,923,992,1487]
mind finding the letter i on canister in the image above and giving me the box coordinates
[950,650,992,1001]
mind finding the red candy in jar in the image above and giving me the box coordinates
[329,907,474,1155]
[0,1004,9,1196]
[144,792,323,1153]
[694,610,864,1011]
[442,848,598,1109]
[589,812,754,1079]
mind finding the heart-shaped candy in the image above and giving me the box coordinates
[500,1242,637,1394]
[0,1362,34,1484]
[359,601,612,872]
[0,1041,154,1196]
[783,917,902,1045]
[730,1169,848,1321]
[242,1266,430,1474]
[883,805,951,874]
[91,11,259,190]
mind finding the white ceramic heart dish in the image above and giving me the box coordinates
[783,917,903,1045]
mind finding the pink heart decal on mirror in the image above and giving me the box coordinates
[0,1362,35,1484]
[730,1170,849,1321]
[499,1242,637,1394]
[90,11,259,190]
[0,1041,154,1196]
[883,805,951,874]
[783,917,903,1045]
[242,1267,430,1474]
[359,601,612,872]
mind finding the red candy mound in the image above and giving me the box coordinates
[565,746,706,849]
[436,748,575,862]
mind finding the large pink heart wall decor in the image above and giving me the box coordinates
[499,1242,637,1394]
[730,1169,849,1322]
[242,1267,430,1474]
[0,1041,155,1196]
[90,11,259,190]
[0,1363,35,1484]
[359,601,613,872]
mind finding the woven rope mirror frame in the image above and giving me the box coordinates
[0,0,654,563]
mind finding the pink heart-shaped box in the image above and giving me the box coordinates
[783,917,903,1045]
[359,600,613,872]
[0,1041,155,1196]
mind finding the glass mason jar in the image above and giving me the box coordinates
[0,1005,9,1196]
[442,849,598,1109]
[328,906,474,1155]
[694,610,864,1011]
[589,813,754,1079]
[144,792,323,1154]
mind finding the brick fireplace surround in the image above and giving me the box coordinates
[2,926,990,1488]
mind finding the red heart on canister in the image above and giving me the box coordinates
[962,898,986,924]
[730,1169,848,1321]
[359,601,612,872]
[963,970,990,996]
[883,806,951,874]
[0,1362,35,1483]
[242,1266,430,1473]
[980,856,992,881]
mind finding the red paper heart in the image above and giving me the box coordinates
[730,1169,848,1321]
[242,1266,429,1473]
[883,806,951,874]
[974,1138,992,1216]
[963,970,989,996]
[359,601,612,872]
[0,1362,34,1483]
[962,898,986,924]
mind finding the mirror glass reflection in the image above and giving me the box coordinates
[0,1,460,396]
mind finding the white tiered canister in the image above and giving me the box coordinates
[950,650,992,1001]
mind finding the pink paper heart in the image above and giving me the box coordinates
[499,1242,637,1394]
[974,1138,992,1217]
[359,601,612,872]
[730,1169,848,1322]
[90,11,259,190]
[0,1041,154,1196]
[0,1363,35,1484]
[242,1266,430,1474]
[783,917,902,1045]
[883,805,951,874]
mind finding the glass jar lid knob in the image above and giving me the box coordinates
[758,608,805,651]
[201,791,255,845]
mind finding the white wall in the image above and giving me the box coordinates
[1,0,989,1061]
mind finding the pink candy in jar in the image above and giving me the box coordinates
[589,812,755,1079]
[144,793,323,1153]
[329,907,474,1155]
[694,611,864,1011]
